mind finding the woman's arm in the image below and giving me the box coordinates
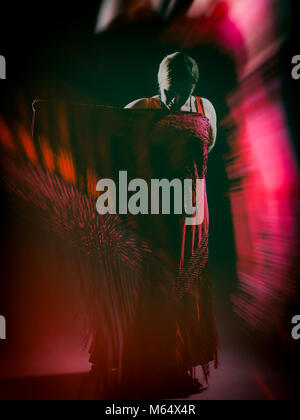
[202,98,217,153]
[124,98,149,109]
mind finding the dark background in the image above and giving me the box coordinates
[0,0,240,294]
[0,0,298,294]
[0,0,299,398]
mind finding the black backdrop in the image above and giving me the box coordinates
[0,0,299,386]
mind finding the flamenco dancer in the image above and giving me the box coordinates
[87,52,218,399]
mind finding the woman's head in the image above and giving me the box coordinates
[158,52,199,111]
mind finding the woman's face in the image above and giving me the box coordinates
[160,82,195,111]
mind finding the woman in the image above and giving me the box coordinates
[125,52,217,153]
[118,52,219,398]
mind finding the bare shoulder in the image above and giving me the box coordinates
[201,98,217,118]
[200,97,217,152]
[124,98,149,109]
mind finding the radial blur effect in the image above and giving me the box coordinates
[0,0,299,399]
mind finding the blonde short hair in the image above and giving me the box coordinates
[158,52,199,89]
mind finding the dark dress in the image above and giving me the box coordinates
[89,97,218,399]
[3,98,218,399]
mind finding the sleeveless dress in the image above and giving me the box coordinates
[3,96,217,399]
[88,97,218,399]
